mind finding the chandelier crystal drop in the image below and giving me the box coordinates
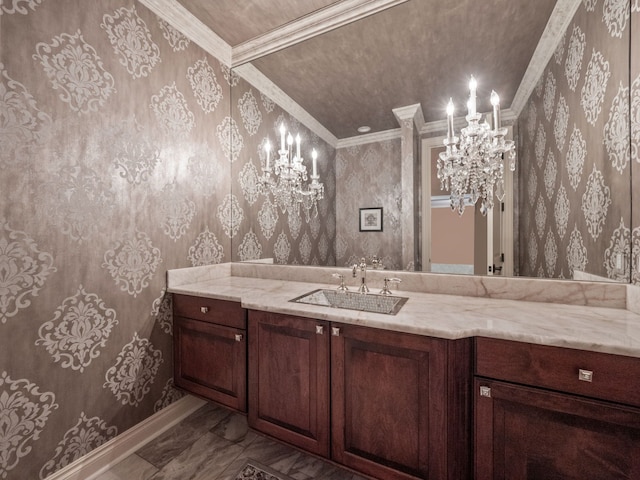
[259,123,324,222]
[437,75,516,215]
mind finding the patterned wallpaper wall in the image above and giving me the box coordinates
[517,0,635,281]
[335,139,404,270]
[632,5,640,286]
[0,1,237,478]
[230,77,337,266]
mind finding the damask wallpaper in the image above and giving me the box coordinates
[517,0,637,281]
[335,140,404,270]
[0,1,239,478]
[632,5,640,285]
[230,77,337,266]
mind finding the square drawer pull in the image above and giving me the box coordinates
[200,306,209,314]
[480,386,491,398]
[235,334,243,342]
[578,369,593,382]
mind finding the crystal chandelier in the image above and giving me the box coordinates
[259,124,324,222]
[437,76,516,215]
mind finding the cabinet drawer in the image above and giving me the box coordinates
[173,294,246,329]
[475,337,640,408]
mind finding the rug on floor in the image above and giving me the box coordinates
[234,459,294,480]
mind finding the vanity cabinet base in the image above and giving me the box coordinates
[474,378,640,480]
[173,295,247,412]
[248,310,330,457]
[332,323,471,480]
[475,337,640,480]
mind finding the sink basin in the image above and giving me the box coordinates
[290,289,408,315]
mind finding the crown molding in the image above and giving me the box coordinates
[137,0,232,66]
[510,0,581,117]
[234,63,338,148]
[419,107,517,136]
[232,0,409,66]
[336,128,402,148]
[392,103,425,130]
[142,0,564,147]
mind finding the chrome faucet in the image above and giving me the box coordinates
[331,273,349,292]
[380,277,402,295]
[352,257,369,294]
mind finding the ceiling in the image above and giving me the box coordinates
[171,0,563,140]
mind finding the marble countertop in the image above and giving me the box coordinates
[167,264,640,359]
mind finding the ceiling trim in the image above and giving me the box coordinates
[419,108,517,136]
[510,0,581,117]
[392,103,425,130]
[142,0,571,146]
[138,0,233,66]
[335,106,518,147]
[231,0,409,66]
[336,128,402,149]
[234,63,338,148]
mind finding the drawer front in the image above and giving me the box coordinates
[475,337,640,408]
[173,294,246,329]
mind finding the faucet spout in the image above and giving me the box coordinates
[351,257,369,293]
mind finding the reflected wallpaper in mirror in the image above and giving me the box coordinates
[229,75,337,265]
[518,1,632,281]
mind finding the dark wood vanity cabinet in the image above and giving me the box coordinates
[474,337,640,480]
[173,295,247,412]
[247,311,471,479]
[248,310,331,457]
[331,323,472,480]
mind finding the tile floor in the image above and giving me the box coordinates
[94,401,368,480]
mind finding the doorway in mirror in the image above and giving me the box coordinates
[421,133,514,276]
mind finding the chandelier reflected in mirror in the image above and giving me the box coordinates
[437,76,516,215]
[259,123,324,222]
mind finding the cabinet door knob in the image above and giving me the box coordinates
[200,306,209,314]
[480,386,492,398]
[234,334,243,342]
[578,369,593,382]
[316,325,324,335]
[331,327,341,337]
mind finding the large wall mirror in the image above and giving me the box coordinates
[228,0,638,284]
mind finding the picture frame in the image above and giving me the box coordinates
[359,207,383,232]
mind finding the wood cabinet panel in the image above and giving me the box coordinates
[476,337,640,408]
[248,310,330,457]
[474,378,640,480]
[332,323,471,480]
[173,294,246,329]
[174,316,247,411]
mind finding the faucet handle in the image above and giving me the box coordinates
[380,277,402,295]
[332,273,348,291]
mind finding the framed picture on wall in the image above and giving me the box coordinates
[359,207,383,232]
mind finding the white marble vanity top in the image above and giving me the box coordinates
[167,263,640,359]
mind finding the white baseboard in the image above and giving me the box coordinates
[45,395,206,480]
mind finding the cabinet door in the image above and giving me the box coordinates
[475,378,640,480]
[248,310,330,457]
[174,316,247,412]
[331,323,452,480]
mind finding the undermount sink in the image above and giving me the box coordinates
[290,289,408,315]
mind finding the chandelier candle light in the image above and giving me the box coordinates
[437,75,516,215]
[260,123,324,222]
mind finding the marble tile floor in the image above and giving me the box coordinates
[95,402,368,480]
